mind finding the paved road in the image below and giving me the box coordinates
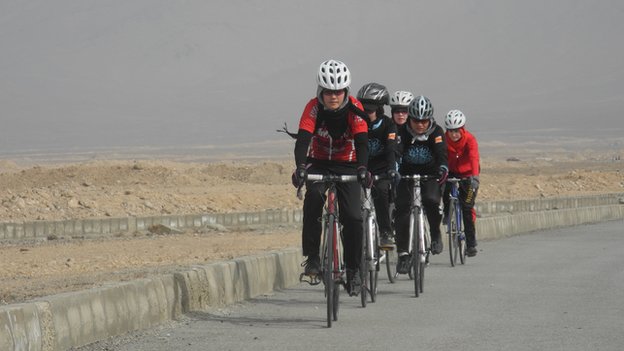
[78,220,624,351]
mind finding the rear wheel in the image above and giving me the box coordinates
[384,248,397,283]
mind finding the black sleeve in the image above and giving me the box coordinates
[294,129,312,167]
[354,132,369,169]
[384,120,397,170]
[432,126,448,169]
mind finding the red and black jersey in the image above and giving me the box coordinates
[298,96,368,162]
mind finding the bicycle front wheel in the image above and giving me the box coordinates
[370,219,380,302]
[324,215,335,328]
[420,218,429,294]
[448,203,459,267]
[458,215,467,265]
[412,212,421,297]
[360,230,368,308]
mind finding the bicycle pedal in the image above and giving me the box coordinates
[299,273,321,286]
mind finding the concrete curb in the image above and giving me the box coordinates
[1,193,622,242]
[1,199,623,350]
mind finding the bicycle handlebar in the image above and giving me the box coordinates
[305,174,359,182]
[400,174,436,181]
[296,173,359,200]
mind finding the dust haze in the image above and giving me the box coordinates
[1,0,623,160]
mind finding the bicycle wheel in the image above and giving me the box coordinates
[324,214,335,328]
[458,209,467,265]
[412,210,421,297]
[419,216,429,294]
[448,203,459,267]
[384,247,397,283]
[360,226,368,308]
[332,279,340,321]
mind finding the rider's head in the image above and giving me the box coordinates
[316,59,351,111]
[408,95,434,135]
[389,91,415,126]
[445,109,466,142]
[357,82,389,120]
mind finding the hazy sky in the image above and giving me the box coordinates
[1,0,623,155]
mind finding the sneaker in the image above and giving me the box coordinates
[379,233,395,248]
[346,269,361,296]
[466,246,478,257]
[302,255,321,276]
[396,253,411,274]
[431,240,443,255]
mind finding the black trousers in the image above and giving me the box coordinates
[394,178,442,253]
[301,173,363,271]
[371,178,393,236]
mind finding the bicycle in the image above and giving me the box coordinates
[298,173,358,328]
[401,174,434,297]
[446,178,466,266]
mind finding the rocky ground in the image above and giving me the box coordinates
[1,152,623,305]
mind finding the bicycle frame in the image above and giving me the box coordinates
[401,174,433,297]
[404,175,428,263]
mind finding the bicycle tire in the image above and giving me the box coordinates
[333,279,340,321]
[384,248,397,283]
[457,203,467,265]
[324,217,334,328]
[448,202,459,267]
[420,216,429,294]
[412,209,421,297]
[360,225,368,308]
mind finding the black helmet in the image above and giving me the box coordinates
[357,82,389,111]
[408,95,434,120]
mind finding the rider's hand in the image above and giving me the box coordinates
[357,166,373,189]
[437,165,449,185]
[291,164,307,188]
[387,169,400,187]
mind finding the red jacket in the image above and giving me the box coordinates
[445,128,480,178]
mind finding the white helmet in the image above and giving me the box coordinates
[317,59,351,90]
[389,91,415,108]
[445,110,466,129]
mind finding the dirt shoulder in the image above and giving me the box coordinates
[0,155,623,305]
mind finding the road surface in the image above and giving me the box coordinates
[77,220,624,351]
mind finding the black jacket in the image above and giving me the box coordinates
[397,121,448,176]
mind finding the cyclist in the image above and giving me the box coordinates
[394,95,448,273]
[291,59,372,296]
[356,82,400,248]
[389,90,415,165]
[389,90,414,128]
[443,109,480,257]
